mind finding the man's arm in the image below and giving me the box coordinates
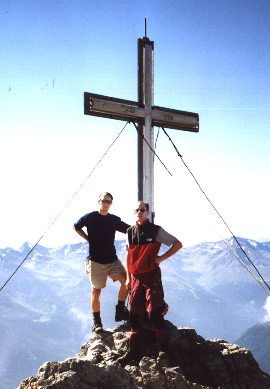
[155,239,182,264]
[73,226,89,242]
[117,218,130,234]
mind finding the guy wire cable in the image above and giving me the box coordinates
[141,123,269,296]
[161,126,270,294]
[131,122,172,176]
[154,127,160,161]
[0,121,129,293]
[198,212,270,295]
[210,218,270,296]
[222,239,270,296]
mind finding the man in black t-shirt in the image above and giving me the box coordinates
[74,192,130,333]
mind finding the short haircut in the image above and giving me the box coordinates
[138,200,149,212]
[99,192,113,201]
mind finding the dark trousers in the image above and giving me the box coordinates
[129,267,168,350]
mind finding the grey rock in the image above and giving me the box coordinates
[18,321,270,389]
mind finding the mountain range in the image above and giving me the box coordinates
[0,237,269,388]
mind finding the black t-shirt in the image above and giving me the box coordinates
[74,211,130,264]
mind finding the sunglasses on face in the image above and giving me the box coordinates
[135,208,146,213]
[100,199,112,204]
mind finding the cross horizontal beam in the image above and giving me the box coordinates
[84,92,199,132]
[151,105,198,131]
[84,92,144,121]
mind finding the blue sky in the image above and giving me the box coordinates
[0,0,269,248]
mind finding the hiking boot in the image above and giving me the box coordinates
[92,320,103,334]
[115,304,129,322]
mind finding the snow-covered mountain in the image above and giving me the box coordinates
[0,237,269,388]
[162,237,270,341]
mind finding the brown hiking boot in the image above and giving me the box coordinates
[92,320,103,334]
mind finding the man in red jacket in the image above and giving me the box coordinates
[118,200,182,364]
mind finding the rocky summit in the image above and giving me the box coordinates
[18,321,270,389]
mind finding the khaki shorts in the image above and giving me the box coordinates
[85,258,126,289]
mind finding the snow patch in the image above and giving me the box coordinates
[248,239,258,247]
[263,296,270,321]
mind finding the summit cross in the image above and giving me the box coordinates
[84,35,199,220]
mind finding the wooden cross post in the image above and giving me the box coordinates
[84,35,199,221]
